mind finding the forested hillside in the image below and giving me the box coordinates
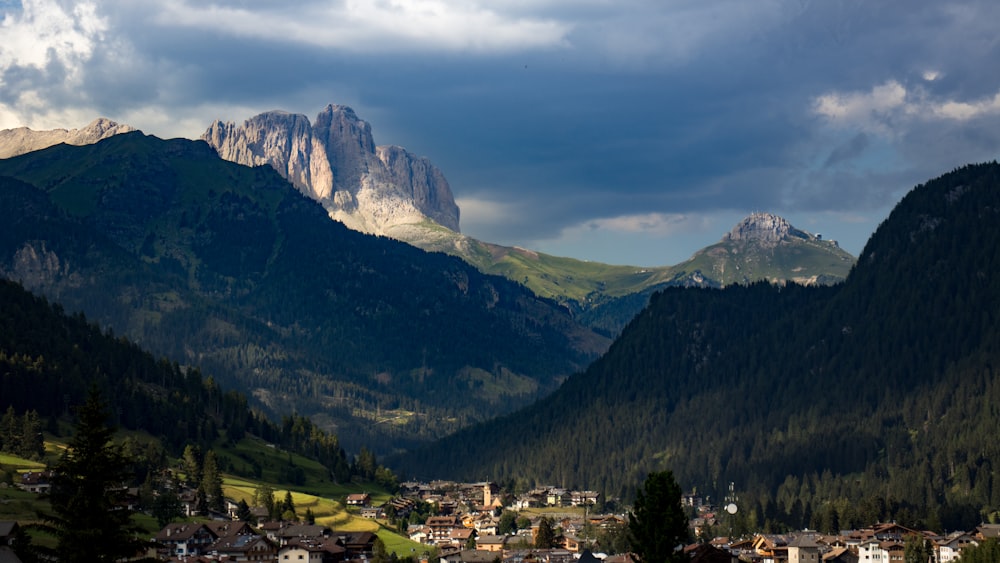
[0,277,355,480]
[0,133,608,453]
[396,162,1000,533]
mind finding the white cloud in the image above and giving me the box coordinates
[153,0,571,53]
[813,79,1000,134]
[813,81,908,134]
[0,0,106,80]
[932,92,1000,121]
[0,0,107,129]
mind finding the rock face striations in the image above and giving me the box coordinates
[725,211,812,246]
[0,118,135,158]
[202,105,460,239]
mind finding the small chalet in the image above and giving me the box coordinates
[278,524,334,544]
[155,523,218,558]
[209,533,277,561]
[977,523,1000,540]
[570,491,600,506]
[361,506,384,519]
[0,521,19,545]
[546,489,571,507]
[205,520,256,540]
[426,515,462,544]
[559,534,583,553]
[937,531,978,563]
[408,525,432,544]
[279,537,347,562]
[787,534,821,563]
[822,547,859,563]
[345,493,370,507]
[335,531,376,558]
[450,527,476,548]
[18,471,53,494]
[475,535,508,552]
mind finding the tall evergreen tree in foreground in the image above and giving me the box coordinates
[39,387,151,562]
[628,470,689,563]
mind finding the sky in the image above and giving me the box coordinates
[1,1,1000,266]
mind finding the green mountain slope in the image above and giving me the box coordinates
[394,162,1000,532]
[0,132,609,453]
[413,214,853,319]
[571,212,854,337]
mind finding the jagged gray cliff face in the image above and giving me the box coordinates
[725,211,814,247]
[202,105,460,238]
[0,118,135,158]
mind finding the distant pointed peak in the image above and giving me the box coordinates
[725,212,808,244]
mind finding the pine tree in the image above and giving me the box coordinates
[628,470,689,563]
[254,483,276,520]
[236,498,256,524]
[0,406,19,453]
[20,410,44,460]
[182,444,202,487]
[535,517,556,549]
[281,490,297,521]
[152,489,183,527]
[903,535,934,563]
[201,450,224,513]
[39,387,150,562]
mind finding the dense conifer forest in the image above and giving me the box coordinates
[0,277,360,482]
[396,162,1000,533]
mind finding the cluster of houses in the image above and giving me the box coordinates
[154,520,377,562]
[689,521,1000,563]
[7,470,1000,562]
[355,481,630,562]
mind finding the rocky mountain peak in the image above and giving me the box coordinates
[725,212,809,245]
[0,118,135,158]
[202,105,460,237]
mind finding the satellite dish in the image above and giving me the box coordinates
[725,503,738,515]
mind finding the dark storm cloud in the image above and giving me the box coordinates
[2,0,1000,264]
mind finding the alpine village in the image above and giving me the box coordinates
[1,107,1000,563]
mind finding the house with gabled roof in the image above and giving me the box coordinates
[155,522,218,558]
[426,515,462,544]
[787,534,821,563]
[474,534,509,552]
[870,522,921,542]
[335,531,376,558]
[205,520,256,540]
[17,471,52,494]
[279,537,347,562]
[976,523,1000,540]
[546,489,571,507]
[209,533,276,561]
[450,526,476,548]
[408,525,432,544]
[937,531,978,563]
[570,491,601,507]
[821,546,858,563]
[278,523,334,544]
[0,521,18,545]
[345,493,370,507]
